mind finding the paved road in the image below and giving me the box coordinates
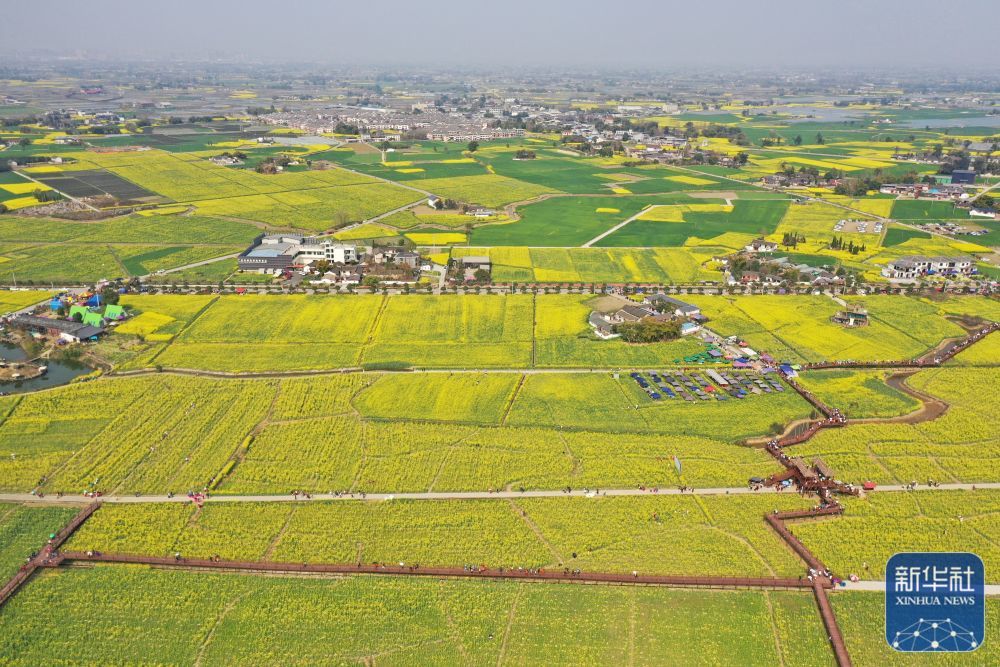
[144,252,241,278]
[5,482,997,506]
[581,208,651,247]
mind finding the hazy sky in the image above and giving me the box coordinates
[5,0,1000,68]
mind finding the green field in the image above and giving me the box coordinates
[795,369,920,418]
[792,367,1000,484]
[689,294,968,364]
[0,504,77,581]
[67,494,813,576]
[832,591,1000,666]
[596,199,790,248]
[796,490,1000,582]
[0,366,802,496]
[0,567,833,666]
[453,247,718,283]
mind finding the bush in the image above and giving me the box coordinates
[613,318,681,343]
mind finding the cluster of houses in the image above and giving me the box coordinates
[588,294,703,340]
[261,107,525,143]
[878,182,970,201]
[237,233,427,286]
[725,256,848,288]
[880,255,976,282]
[9,300,129,344]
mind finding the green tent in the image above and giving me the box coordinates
[69,305,89,321]
[104,304,125,320]
[83,311,104,328]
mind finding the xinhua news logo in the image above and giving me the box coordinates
[886,552,985,652]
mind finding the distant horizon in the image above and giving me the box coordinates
[3,0,1000,70]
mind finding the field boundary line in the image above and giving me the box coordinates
[145,295,220,366]
[762,590,787,667]
[499,373,526,426]
[506,499,565,566]
[193,591,247,667]
[356,294,389,365]
[495,586,522,667]
[261,504,299,561]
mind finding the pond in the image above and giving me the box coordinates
[0,341,92,395]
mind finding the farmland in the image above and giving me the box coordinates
[795,490,1000,582]
[791,367,1000,484]
[452,247,718,283]
[0,364,810,495]
[0,504,77,581]
[100,293,989,372]
[67,494,814,576]
[0,214,257,283]
[0,566,833,666]
[687,294,969,363]
[794,369,920,418]
[3,64,1000,667]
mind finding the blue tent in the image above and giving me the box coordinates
[49,298,63,311]
[85,294,102,307]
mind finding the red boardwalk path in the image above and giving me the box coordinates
[0,502,100,608]
[53,551,816,589]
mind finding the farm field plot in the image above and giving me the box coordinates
[353,373,520,424]
[115,293,217,340]
[795,369,920,418]
[0,567,833,666]
[832,591,1000,666]
[688,295,966,363]
[157,294,383,371]
[453,247,717,283]
[115,244,243,276]
[596,199,790,248]
[63,149,423,230]
[33,169,162,204]
[503,368,812,441]
[479,150,647,193]
[362,295,534,368]
[192,182,423,231]
[0,503,77,581]
[791,367,1000,484]
[414,174,556,208]
[796,490,1000,582]
[221,412,777,494]
[891,199,971,220]
[67,493,814,577]
[774,199,880,254]
[0,289,52,313]
[0,243,125,284]
[471,196,652,246]
[0,214,259,245]
[0,215,259,282]
[0,375,277,494]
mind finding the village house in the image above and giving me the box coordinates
[744,238,778,254]
[456,256,491,282]
[831,303,869,327]
[881,255,975,281]
[643,294,700,318]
